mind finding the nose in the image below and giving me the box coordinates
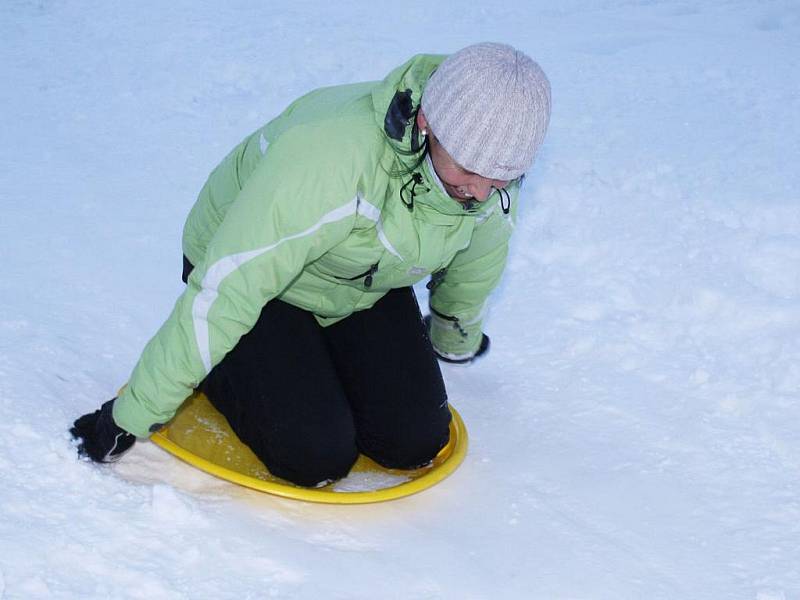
[469,179,495,201]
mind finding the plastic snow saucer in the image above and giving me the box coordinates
[150,391,468,504]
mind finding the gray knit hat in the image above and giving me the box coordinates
[421,42,551,181]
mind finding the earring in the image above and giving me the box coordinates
[421,129,427,137]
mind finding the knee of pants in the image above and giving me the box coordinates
[360,412,452,470]
[264,431,360,488]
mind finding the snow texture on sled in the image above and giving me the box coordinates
[150,392,468,504]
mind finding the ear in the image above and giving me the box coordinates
[416,109,428,134]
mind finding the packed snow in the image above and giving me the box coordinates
[1,1,799,598]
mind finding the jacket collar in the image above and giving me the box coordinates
[371,53,444,144]
[417,155,498,217]
[372,53,499,219]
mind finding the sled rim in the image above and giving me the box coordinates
[151,406,468,504]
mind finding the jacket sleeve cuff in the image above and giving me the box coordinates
[112,387,168,438]
[428,310,483,359]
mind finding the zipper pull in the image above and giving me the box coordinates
[430,307,468,338]
[364,263,379,288]
[426,268,447,293]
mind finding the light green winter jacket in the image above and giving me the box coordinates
[114,53,520,437]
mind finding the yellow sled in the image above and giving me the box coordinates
[150,391,468,504]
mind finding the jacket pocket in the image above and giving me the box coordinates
[310,248,383,286]
[332,263,379,288]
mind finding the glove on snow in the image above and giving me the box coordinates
[70,398,135,462]
[423,315,491,364]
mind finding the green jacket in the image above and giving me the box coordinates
[114,53,520,437]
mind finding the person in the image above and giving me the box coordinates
[70,42,551,487]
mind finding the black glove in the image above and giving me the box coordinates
[70,398,136,462]
[423,315,491,364]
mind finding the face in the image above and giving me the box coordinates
[417,111,510,204]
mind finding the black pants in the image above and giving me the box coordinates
[187,259,451,487]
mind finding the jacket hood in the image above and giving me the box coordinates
[371,54,502,219]
[371,53,445,147]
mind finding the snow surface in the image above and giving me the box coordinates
[1,0,800,598]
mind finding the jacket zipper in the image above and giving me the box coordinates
[430,306,468,339]
[334,263,379,288]
[426,268,447,295]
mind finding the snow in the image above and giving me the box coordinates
[1,0,799,597]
